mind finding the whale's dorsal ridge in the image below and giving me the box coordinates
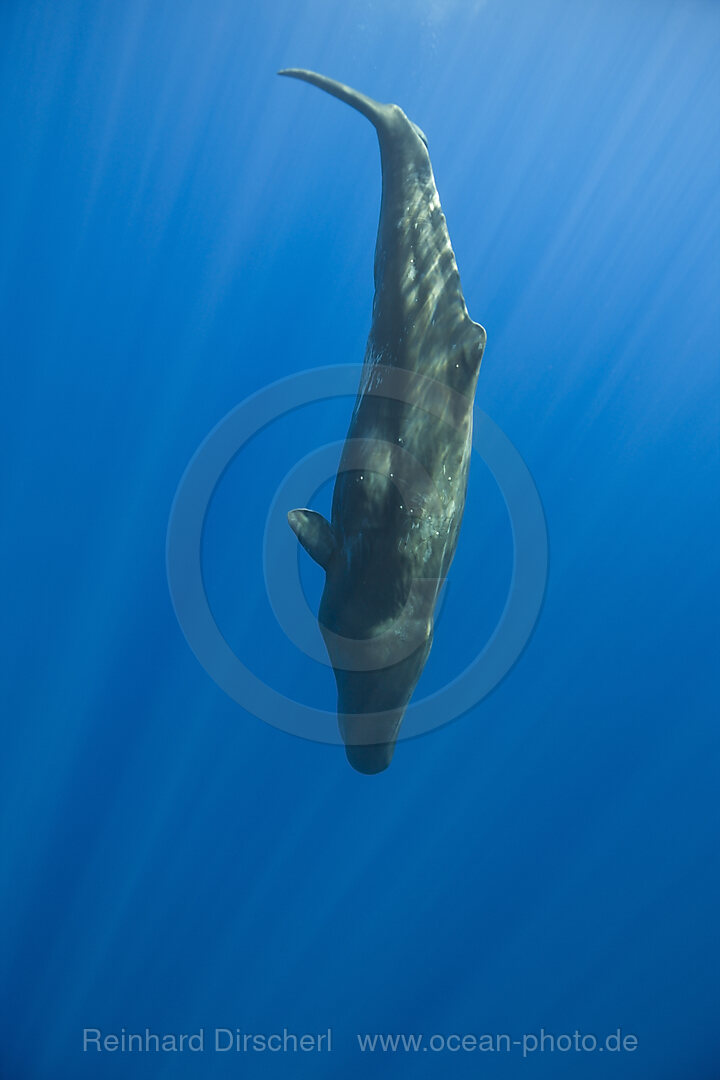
[472,320,487,345]
[471,319,488,363]
[288,508,336,569]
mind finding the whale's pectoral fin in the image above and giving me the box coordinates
[288,509,337,569]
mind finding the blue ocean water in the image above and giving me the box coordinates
[1,0,719,1077]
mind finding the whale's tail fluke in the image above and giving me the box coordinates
[278,68,390,132]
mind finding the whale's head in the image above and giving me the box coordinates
[317,540,436,774]
[288,508,439,774]
[331,632,433,774]
[288,503,439,775]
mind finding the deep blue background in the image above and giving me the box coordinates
[1,0,719,1077]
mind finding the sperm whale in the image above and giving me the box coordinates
[280,69,486,773]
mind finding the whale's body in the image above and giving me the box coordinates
[281,69,485,773]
